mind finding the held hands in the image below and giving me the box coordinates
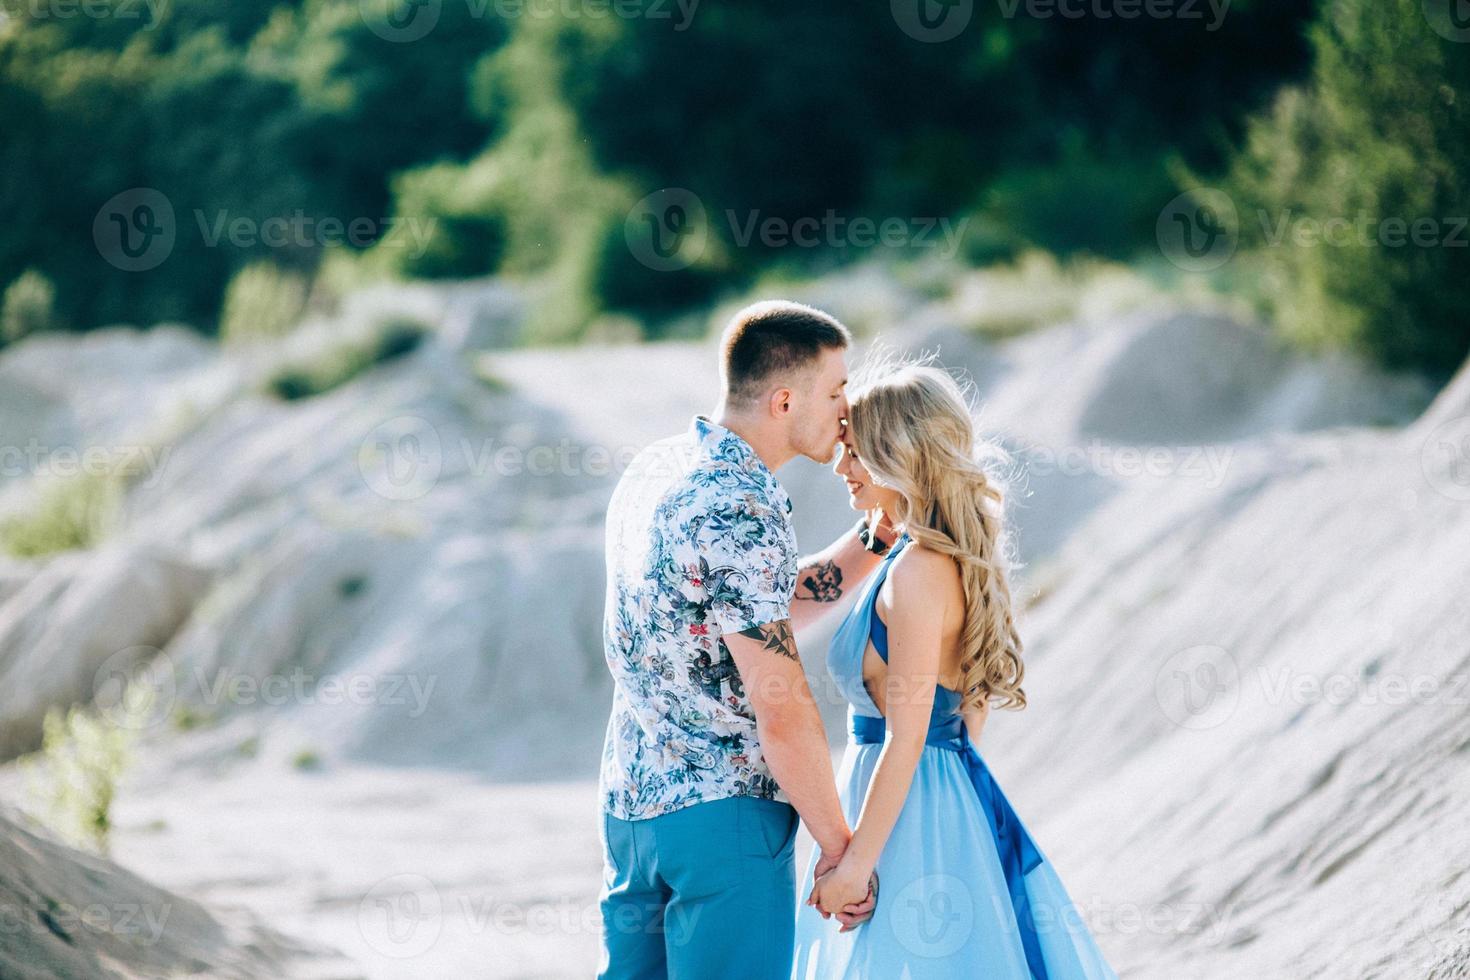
[807,852,878,932]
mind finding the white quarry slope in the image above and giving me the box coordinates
[0,269,1461,977]
[0,802,350,979]
[980,416,1470,978]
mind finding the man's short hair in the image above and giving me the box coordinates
[720,300,852,409]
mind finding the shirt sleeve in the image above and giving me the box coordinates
[691,489,796,636]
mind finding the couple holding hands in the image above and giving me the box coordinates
[596,300,1116,978]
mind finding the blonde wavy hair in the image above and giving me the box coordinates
[847,352,1027,713]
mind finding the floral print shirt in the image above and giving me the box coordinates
[600,415,798,820]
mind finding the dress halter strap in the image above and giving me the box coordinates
[864,532,910,663]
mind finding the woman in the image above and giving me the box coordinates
[791,358,1117,978]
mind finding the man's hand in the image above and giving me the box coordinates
[808,845,847,919]
[813,846,845,883]
[825,871,878,932]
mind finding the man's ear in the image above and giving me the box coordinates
[768,386,794,419]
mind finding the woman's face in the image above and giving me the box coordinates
[833,434,899,514]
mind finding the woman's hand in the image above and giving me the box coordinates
[807,855,875,918]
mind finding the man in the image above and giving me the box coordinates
[597,300,896,978]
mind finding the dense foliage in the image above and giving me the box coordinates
[1225,0,1470,375]
[7,0,1467,374]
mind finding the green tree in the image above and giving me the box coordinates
[1227,0,1470,375]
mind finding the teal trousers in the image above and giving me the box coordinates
[597,795,799,980]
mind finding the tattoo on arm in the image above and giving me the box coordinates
[795,560,843,603]
[737,620,798,660]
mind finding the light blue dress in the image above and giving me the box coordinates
[792,534,1118,979]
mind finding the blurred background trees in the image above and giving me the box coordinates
[1,0,1467,374]
[1224,0,1470,373]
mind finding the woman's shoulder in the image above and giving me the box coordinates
[889,539,963,599]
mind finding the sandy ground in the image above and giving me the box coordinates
[3,269,1468,978]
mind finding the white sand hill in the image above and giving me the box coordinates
[0,800,351,979]
[0,270,1465,977]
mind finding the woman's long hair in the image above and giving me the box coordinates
[847,351,1027,712]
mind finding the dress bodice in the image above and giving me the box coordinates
[826,532,964,724]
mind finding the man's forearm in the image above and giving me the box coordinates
[790,524,885,632]
[760,707,850,854]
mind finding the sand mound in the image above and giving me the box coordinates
[0,803,347,979]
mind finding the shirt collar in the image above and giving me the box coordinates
[690,415,792,511]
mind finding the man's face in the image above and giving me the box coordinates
[788,347,849,465]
